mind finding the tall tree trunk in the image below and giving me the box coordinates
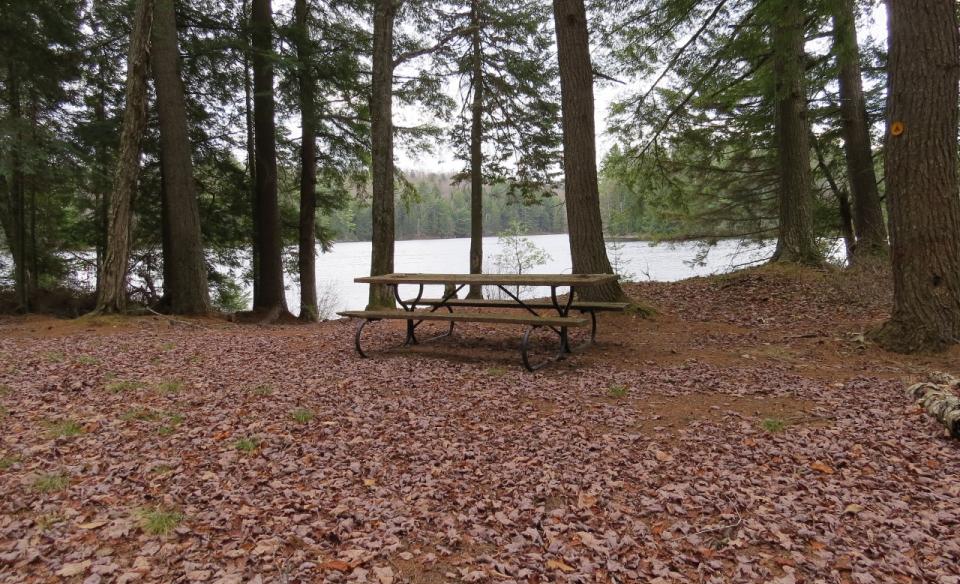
[27,91,39,294]
[367,0,396,309]
[6,64,30,311]
[151,0,209,314]
[832,0,887,260]
[242,0,259,307]
[94,0,154,314]
[295,0,319,321]
[94,64,110,292]
[250,0,288,316]
[872,0,960,353]
[466,0,484,300]
[770,0,821,265]
[552,0,626,302]
[812,134,856,260]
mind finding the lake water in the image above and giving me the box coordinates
[292,234,778,316]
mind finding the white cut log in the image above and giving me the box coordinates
[908,380,960,438]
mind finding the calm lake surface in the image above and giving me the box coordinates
[286,234,777,316]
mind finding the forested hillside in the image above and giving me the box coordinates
[327,172,567,241]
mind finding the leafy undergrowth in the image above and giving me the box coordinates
[0,266,958,583]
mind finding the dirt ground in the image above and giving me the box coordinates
[1,265,958,583]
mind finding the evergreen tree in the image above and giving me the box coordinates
[367,0,397,309]
[553,0,626,302]
[250,0,288,317]
[872,0,960,352]
[152,0,210,314]
[95,0,154,314]
[435,0,561,298]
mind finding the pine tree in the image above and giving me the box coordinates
[831,0,887,260]
[152,0,210,314]
[95,0,154,314]
[872,0,960,352]
[552,0,627,302]
[437,0,561,298]
[367,0,397,309]
[769,0,820,265]
[250,0,288,317]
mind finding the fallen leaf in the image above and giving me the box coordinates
[810,461,834,474]
[654,450,674,462]
[57,561,91,577]
[373,565,394,584]
[576,492,597,509]
[843,504,864,515]
[546,559,574,573]
[320,560,351,572]
[78,519,109,530]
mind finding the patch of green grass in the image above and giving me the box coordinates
[160,342,176,351]
[76,355,100,366]
[47,419,84,439]
[121,408,160,422]
[485,367,507,377]
[0,455,20,470]
[607,384,629,399]
[156,379,183,394]
[157,412,184,436]
[137,507,183,536]
[150,464,174,474]
[290,408,314,424]
[43,351,66,363]
[233,437,258,453]
[624,303,657,318]
[36,513,65,530]
[106,379,144,393]
[761,418,787,433]
[32,473,69,493]
[249,384,273,397]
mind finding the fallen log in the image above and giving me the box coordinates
[907,379,960,438]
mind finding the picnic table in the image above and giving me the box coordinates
[338,273,627,371]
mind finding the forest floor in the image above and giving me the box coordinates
[1,264,959,584]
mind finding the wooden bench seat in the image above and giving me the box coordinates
[337,309,591,371]
[401,298,630,312]
[338,309,588,328]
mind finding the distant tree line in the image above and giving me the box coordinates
[328,173,566,241]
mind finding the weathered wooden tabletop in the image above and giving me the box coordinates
[354,273,618,287]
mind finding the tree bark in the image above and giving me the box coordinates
[908,381,960,438]
[94,0,154,314]
[295,0,319,321]
[367,0,396,309]
[93,62,110,293]
[770,0,821,265]
[466,0,484,299]
[552,0,626,302]
[832,0,887,260]
[812,134,856,260]
[872,0,960,353]
[151,0,209,314]
[250,0,288,316]
[241,0,259,307]
[5,64,30,311]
